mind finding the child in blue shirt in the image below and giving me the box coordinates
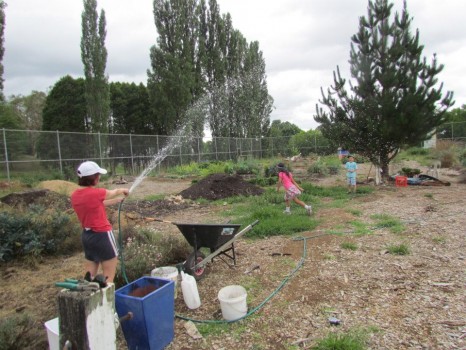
[345,155,358,193]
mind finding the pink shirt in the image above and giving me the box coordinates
[279,172,294,190]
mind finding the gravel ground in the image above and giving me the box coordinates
[1,167,464,349]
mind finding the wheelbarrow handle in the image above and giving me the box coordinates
[146,217,175,224]
[192,219,260,270]
[251,220,259,227]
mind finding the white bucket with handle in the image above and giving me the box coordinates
[151,266,179,298]
[217,285,247,321]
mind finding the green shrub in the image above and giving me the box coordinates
[248,177,276,187]
[308,156,342,176]
[308,161,328,176]
[401,167,421,177]
[0,313,36,350]
[406,147,429,156]
[0,206,81,262]
[115,226,192,287]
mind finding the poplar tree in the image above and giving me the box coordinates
[148,0,272,138]
[0,1,6,102]
[315,0,453,176]
[148,0,200,135]
[81,0,110,133]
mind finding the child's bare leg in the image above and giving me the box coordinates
[84,260,99,279]
[293,197,306,208]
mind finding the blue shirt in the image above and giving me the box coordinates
[345,161,357,178]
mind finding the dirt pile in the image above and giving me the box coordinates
[37,180,79,196]
[0,189,72,211]
[179,173,264,200]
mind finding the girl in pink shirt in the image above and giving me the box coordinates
[276,163,312,216]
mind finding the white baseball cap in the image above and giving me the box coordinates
[77,161,107,178]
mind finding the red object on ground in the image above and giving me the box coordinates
[395,176,408,187]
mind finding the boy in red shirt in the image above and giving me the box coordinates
[71,161,129,283]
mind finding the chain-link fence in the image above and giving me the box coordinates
[0,129,333,181]
[1,122,464,181]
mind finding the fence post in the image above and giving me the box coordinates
[156,135,159,172]
[250,138,253,158]
[197,137,201,163]
[129,133,134,175]
[2,128,10,182]
[56,130,63,175]
[179,136,183,166]
[98,132,103,165]
[214,137,218,160]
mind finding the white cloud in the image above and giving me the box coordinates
[3,0,465,131]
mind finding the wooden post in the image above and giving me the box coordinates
[57,285,117,350]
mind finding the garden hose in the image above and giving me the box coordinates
[116,200,329,324]
[117,201,130,285]
[176,233,330,324]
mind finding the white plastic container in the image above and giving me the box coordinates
[180,271,201,309]
[44,317,59,350]
[151,266,179,298]
[217,285,247,321]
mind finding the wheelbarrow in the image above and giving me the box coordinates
[152,219,259,280]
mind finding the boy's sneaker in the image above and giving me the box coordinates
[306,205,312,216]
[283,210,291,215]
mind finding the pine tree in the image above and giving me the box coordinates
[315,0,453,176]
[81,0,110,133]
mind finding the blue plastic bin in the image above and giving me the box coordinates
[115,276,175,350]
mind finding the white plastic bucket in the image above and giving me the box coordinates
[44,317,59,350]
[217,285,248,321]
[151,266,179,297]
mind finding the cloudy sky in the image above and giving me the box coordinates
[3,0,465,130]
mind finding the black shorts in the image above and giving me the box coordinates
[82,230,119,262]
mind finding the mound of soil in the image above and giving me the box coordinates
[179,173,264,200]
[37,180,79,196]
[0,189,72,211]
[120,197,193,219]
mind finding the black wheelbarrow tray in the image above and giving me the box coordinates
[154,219,259,280]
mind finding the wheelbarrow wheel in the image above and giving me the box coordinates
[184,250,206,280]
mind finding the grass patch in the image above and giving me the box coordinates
[219,189,318,238]
[347,209,362,216]
[197,323,229,337]
[141,194,165,201]
[350,220,372,236]
[371,214,405,233]
[341,242,358,251]
[432,236,446,244]
[424,193,434,199]
[310,329,369,350]
[386,243,410,255]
